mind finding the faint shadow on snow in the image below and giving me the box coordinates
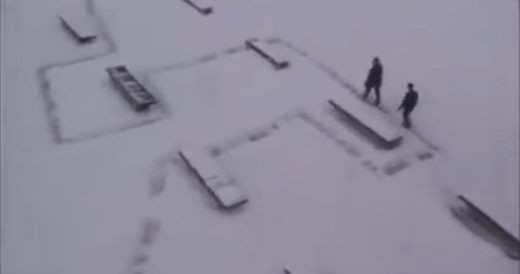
[148,155,172,198]
[146,44,245,75]
[208,110,301,157]
[126,218,162,274]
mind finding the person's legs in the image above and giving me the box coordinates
[363,83,372,99]
[374,85,381,106]
[402,109,411,128]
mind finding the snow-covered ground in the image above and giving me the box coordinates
[1,0,518,274]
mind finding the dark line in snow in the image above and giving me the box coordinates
[144,36,440,154]
[144,37,436,179]
[276,39,440,151]
[37,0,117,144]
[207,110,303,157]
[148,44,246,74]
[36,66,63,143]
[60,115,164,144]
[35,0,169,145]
[37,22,439,153]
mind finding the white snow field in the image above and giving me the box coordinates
[1,0,518,273]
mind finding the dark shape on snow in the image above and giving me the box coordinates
[182,0,213,15]
[133,254,149,265]
[248,130,270,142]
[179,148,248,210]
[245,39,290,70]
[106,65,158,112]
[328,99,402,150]
[417,151,433,160]
[384,160,408,175]
[141,218,161,246]
[451,194,520,260]
[398,83,419,128]
[363,57,383,106]
[59,16,97,44]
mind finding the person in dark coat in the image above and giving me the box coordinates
[398,83,419,128]
[363,57,383,106]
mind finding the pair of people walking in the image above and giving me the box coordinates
[363,57,418,128]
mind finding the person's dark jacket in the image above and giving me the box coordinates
[399,90,418,112]
[365,64,383,87]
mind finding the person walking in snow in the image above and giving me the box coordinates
[363,57,383,106]
[398,83,419,128]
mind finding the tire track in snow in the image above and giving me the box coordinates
[147,106,423,196]
[36,27,439,182]
[276,39,441,152]
[143,36,440,151]
[139,38,441,273]
[36,0,119,144]
[145,37,440,195]
[36,1,441,151]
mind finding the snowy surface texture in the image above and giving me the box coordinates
[1,0,518,274]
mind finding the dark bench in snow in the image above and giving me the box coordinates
[179,148,248,210]
[106,65,158,112]
[451,195,520,260]
[182,0,213,15]
[329,98,402,149]
[245,39,290,70]
[59,13,97,44]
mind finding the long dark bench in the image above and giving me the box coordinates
[59,12,97,44]
[451,195,520,260]
[328,98,402,149]
[245,39,290,70]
